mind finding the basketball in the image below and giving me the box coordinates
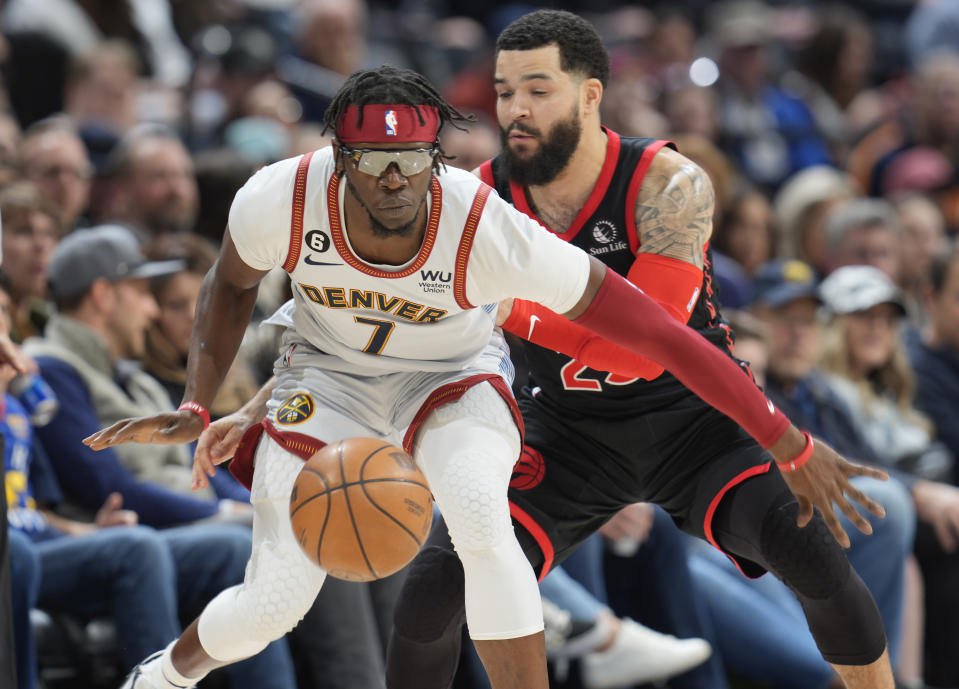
[289,437,434,582]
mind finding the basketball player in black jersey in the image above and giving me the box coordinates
[386,10,895,689]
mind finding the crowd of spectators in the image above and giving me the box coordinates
[3,0,959,688]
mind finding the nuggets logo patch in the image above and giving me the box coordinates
[276,393,315,425]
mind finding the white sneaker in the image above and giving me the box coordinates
[118,650,194,689]
[581,618,712,689]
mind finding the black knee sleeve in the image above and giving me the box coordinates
[392,545,466,640]
[386,546,466,689]
[760,503,887,665]
[761,501,850,599]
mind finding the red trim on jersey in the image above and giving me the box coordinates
[625,139,670,255]
[326,174,442,278]
[283,151,315,272]
[509,500,554,581]
[703,462,772,578]
[402,373,524,456]
[228,422,265,490]
[508,128,621,241]
[452,184,492,309]
[478,159,495,187]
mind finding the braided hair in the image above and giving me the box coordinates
[323,65,474,172]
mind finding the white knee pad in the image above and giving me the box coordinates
[198,437,327,662]
[415,383,542,640]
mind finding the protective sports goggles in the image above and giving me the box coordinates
[340,145,438,177]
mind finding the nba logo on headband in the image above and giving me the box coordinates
[385,110,398,136]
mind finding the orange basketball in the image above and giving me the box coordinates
[289,437,433,582]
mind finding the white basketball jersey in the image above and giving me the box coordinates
[229,147,590,375]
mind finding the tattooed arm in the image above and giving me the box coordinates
[634,146,714,269]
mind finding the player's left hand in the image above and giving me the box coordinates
[83,410,205,450]
[774,429,888,548]
[192,409,259,491]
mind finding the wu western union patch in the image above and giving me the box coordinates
[276,393,315,425]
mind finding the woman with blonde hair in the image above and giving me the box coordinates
[818,265,949,480]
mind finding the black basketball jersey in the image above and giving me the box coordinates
[480,129,736,416]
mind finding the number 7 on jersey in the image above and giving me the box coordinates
[354,316,396,355]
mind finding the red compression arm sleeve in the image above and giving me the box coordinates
[502,254,703,379]
[501,299,665,380]
[575,267,790,449]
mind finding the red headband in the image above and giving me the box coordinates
[336,104,440,144]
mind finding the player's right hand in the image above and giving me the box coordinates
[83,410,206,450]
[192,409,258,490]
[774,429,888,548]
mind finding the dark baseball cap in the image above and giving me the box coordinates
[751,259,821,308]
[47,225,185,303]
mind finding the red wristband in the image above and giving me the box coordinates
[178,401,211,430]
[777,431,814,473]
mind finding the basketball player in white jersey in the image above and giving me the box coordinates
[85,66,885,689]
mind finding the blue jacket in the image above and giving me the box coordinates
[34,357,217,527]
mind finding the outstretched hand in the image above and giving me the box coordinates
[192,408,260,491]
[83,410,206,450]
[775,431,888,548]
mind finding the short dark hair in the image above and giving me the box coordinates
[929,241,959,295]
[496,10,610,87]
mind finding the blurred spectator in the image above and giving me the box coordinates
[773,165,857,276]
[905,0,959,69]
[910,243,959,483]
[4,0,191,87]
[188,23,279,150]
[893,193,949,325]
[645,9,697,92]
[19,117,93,232]
[0,183,59,342]
[63,40,141,136]
[664,86,721,143]
[105,125,199,240]
[726,309,768,387]
[823,197,901,280]
[784,4,878,164]
[295,0,368,80]
[819,264,959,687]
[710,0,831,189]
[142,233,259,423]
[0,111,21,188]
[818,265,946,480]
[283,0,407,122]
[849,52,959,205]
[601,62,668,140]
[23,225,222,513]
[713,185,775,276]
[440,115,500,172]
